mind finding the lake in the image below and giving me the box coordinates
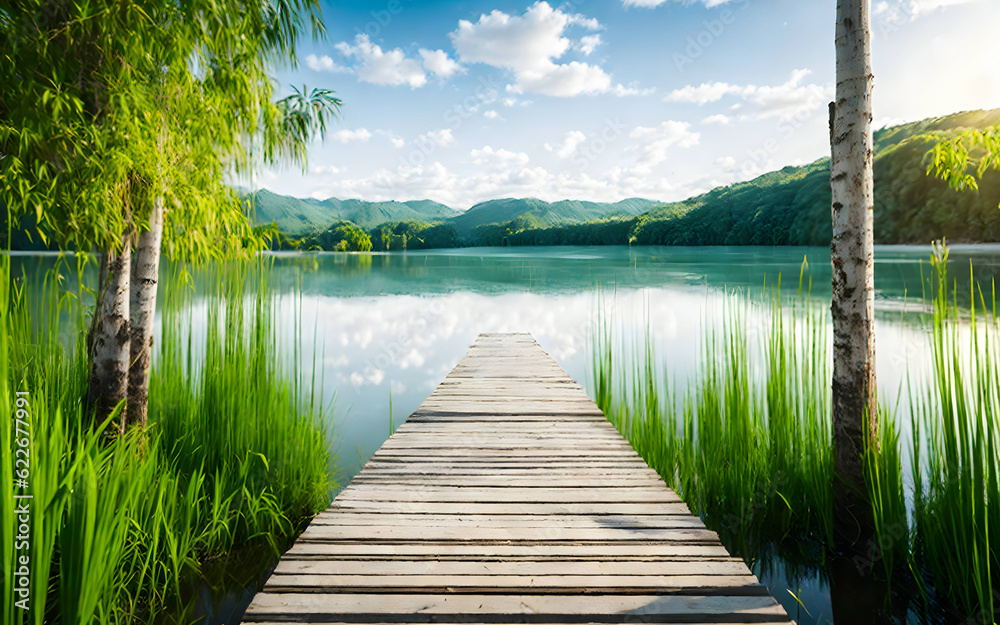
[13,243,1000,624]
[256,244,992,476]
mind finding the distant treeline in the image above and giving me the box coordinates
[259,110,1000,251]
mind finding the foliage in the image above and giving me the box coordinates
[369,221,462,251]
[311,221,373,252]
[256,223,303,251]
[0,0,333,259]
[927,123,1000,191]
[450,198,656,237]
[474,217,638,247]
[1,256,334,624]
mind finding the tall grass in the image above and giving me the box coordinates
[911,248,999,622]
[591,288,835,575]
[1,254,334,624]
[591,253,997,621]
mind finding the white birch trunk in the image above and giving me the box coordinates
[126,196,164,430]
[88,233,131,425]
[830,0,878,536]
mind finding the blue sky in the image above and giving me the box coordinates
[255,0,1000,208]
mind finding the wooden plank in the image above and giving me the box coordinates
[243,593,790,620]
[271,560,751,576]
[295,526,720,543]
[306,514,705,528]
[262,575,768,595]
[370,449,640,457]
[357,465,657,473]
[280,542,737,559]
[327,501,691,515]
[243,333,790,625]
[345,479,669,488]
[333,487,682,503]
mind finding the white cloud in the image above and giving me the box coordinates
[304,54,352,73]
[743,69,831,120]
[702,114,732,125]
[449,2,625,97]
[330,128,372,143]
[910,0,980,16]
[419,48,463,79]
[375,129,405,148]
[544,130,587,159]
[470,145,531,168]
[628,121,700,170]
[335,34,427,88]
[296,158,692,209]
[417,128,455,148]
[612,84,656,97]
[665,69,832,121]
[664,82,749,104]
[576,34,602,55]
[483,110,501,120]
[310,164,341,175]
[515,61,611,97]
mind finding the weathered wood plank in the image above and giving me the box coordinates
[270,560,751,576]
[243,593,791,620]
[326,501,691,515]
[306,514,705,528]
[295,526,721,543]
[280,542,737,559]
[243,333,789,625]
[333,487,683,503]
[262,575,768,595]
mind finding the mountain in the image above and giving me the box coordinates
[628,108,1000,246]
[449,197,660,236]
[247,189,661,238]
[245,190,460,234]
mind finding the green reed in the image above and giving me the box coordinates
[1,254,334,624]
[592,288,835,572]
[591,253,997,621]
[911,248,998,622]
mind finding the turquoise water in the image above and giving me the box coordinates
[259,245,996,481]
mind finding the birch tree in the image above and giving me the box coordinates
[830,0,878,543]
[1,0,340,429]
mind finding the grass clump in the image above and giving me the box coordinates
[911,247,999,622]
[591,288,834,571]
[1,255,334,624]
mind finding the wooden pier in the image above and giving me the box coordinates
[243,333,793,624]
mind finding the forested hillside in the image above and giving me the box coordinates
[449,198,659,236]
[244,190,460,234]
[628,109,1000,246]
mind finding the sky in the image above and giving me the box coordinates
[254,0,1000,209]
